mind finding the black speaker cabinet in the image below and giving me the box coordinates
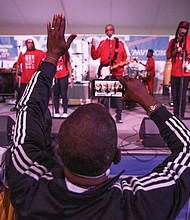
[139,117,166,147]
[68,82,89,99]
[139,117,190,147]
[0,116,15,146]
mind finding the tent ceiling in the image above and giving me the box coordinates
[0,0,190,36]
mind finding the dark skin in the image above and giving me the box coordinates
[44,14,77,65]
[119,75,158,111]
[45,13,159,188]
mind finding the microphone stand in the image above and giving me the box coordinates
[108,37,112,80]
[107,36,112,112]
[179,36,186,118]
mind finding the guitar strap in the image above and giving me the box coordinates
[113,37,119,63]
[97,37,119,78]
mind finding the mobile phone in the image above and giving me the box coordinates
[92,79,125,98]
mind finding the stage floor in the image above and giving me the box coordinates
[1,93,190,155]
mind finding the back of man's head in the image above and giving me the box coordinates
[58,103,118,177]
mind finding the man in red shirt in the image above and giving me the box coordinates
[53,52,74,118]
[166,21,190,118]
[91,24,128,123]
[10,39,46,112]
[139,49,155,95]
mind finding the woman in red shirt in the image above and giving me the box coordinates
[166,21,190,118]
[53,52,74,118]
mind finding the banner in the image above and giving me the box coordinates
[0,34,173,93]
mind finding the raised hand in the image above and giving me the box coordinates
[45,14,77,65]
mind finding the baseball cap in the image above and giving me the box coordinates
[178,21,189,30]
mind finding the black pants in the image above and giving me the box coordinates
[53,76,68,114]
[171,75,190,118]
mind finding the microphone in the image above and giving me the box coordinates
[182,34,186,43]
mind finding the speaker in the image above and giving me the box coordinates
[68,82,89,99]
[139,117,190,147]
[0,116,15,146]
[139,117,166,147]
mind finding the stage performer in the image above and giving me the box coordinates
[53,52,74,118]
[10,39,46,112]
[139,49,155,95]
[91,24,129,123]
[166,21,190,118]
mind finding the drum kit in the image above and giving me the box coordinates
[125,66,150,84]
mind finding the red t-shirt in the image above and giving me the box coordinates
[91,37,127,77]
[145,57,155,77]
[54,56,68,79]
[17,50,46,83]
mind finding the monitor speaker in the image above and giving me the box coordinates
[139,117,190,147]
[0,116,15,146]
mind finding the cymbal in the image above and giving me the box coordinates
[71,52,83,55]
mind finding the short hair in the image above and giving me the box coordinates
[58,103,118,176]
[148,49,154,54]
[105,24,115,32]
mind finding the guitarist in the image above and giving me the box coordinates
[91,24,128,123]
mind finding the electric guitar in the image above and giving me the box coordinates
[97,58,135,79]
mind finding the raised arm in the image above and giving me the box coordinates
[119,76,190,219]
[6,14,76,212]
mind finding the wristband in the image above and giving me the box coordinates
[147,102,162,117]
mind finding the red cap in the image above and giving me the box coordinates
[178,21,189,30]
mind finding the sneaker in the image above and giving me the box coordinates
[116,119,123,124]
[54,113,60,118]
[62,113,68,118]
